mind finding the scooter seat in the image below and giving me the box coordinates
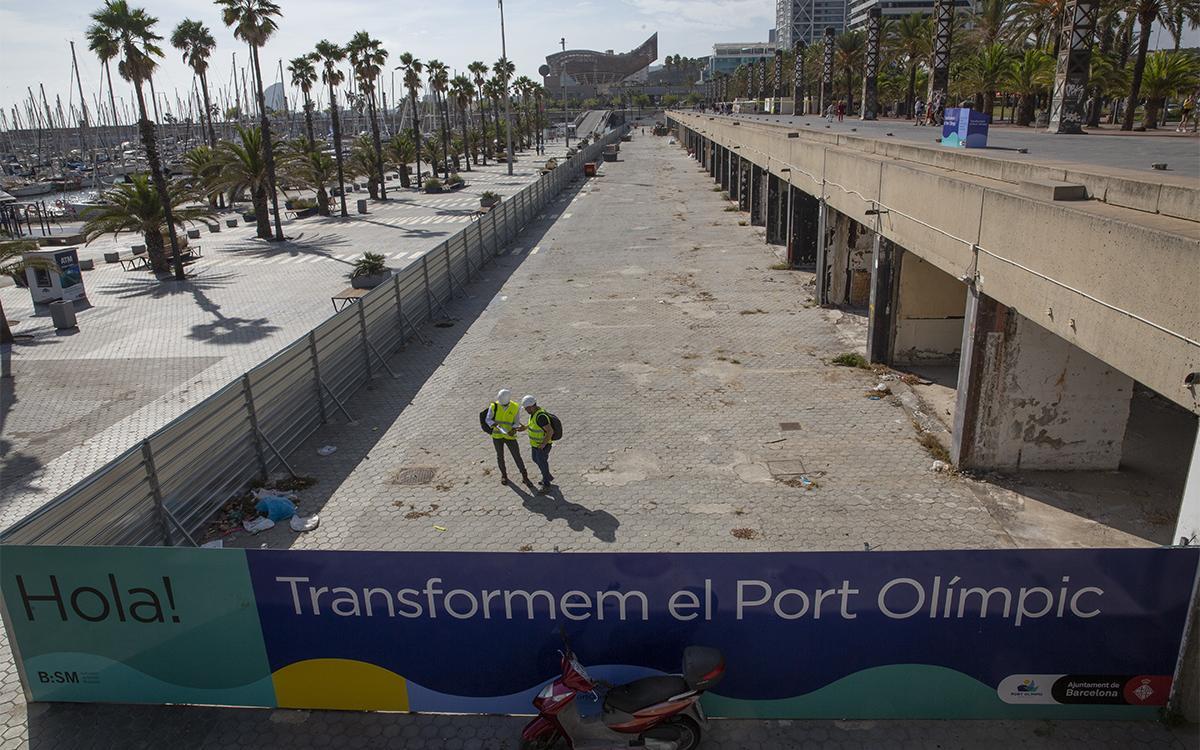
[603,676,690,715]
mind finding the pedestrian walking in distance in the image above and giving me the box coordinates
[521,395,555,494]
[485,389,532,487]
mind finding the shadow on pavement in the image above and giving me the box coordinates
[509,482,620,543]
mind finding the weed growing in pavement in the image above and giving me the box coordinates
[916,430,952,464]
[738,220,748,226]
[711,186,723,191]
[768,262,792,271]
[831,352,870,369]
[724,206,739,211]
[739,308,767,315]
[731,528,757,540]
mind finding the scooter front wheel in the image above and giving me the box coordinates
[643,715,701,750]
[519,733,563,750]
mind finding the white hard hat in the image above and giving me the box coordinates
[496,389,511,404]
[521,395,537,408]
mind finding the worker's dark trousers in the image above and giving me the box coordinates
[493,437,527,478]
[531,445,553,485]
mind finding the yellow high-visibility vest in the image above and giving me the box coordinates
[527,408,551,448]
[491,401,520,440]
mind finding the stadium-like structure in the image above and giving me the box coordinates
[543,33,658,88]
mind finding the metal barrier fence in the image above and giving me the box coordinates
[2,127,629,547]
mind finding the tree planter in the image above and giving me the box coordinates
[447,182,466,191]
[295,207,318,219]
[480,196,500,208]
[226,219,238,228]
[425,185,444,194]
[350,271,391,289]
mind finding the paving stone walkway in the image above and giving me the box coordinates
[0,134,1185,748]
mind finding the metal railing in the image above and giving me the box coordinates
[2,127,629,547]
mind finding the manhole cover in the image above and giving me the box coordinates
[779,422,802,431]
[392,466,436,485]
[766,459,807,477]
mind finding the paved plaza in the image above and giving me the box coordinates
[0,134,1191,747]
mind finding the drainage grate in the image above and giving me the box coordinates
[391,466,437,485]
[779,422,802,431]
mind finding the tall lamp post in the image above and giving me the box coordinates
[561,37,570,148]
[498,0,515,175]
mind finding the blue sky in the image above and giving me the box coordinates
[0,0,774,121]
[1,1,1196,124]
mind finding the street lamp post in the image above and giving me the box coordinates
[561,37,570,148]
[499,0,515,175]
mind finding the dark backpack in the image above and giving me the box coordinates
[546,412,563,441]
[479,403,494,434]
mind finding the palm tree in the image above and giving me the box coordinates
[212,125,276,237]
[288,54,319,147]
[427,60,451,175]
[890,13,930,119]
[314,40,349,216]
[1015,0,1068,50]
[1005,48,1054,126]
[835,31,866,114]
[972,0,1019,47]
[346,134,382,192]
[386,131,416,188]
[484,76,506,157]
[1138,50,1200,128]
[0,242,56,344]
[87,0,184,280]
[282,138,335,215]
[1122,0,1175,129]
[468,61,490,164]
[171,19,218,148]
[182,144,221,207]
[347,31,389,199]
[1161,0,1200,50]
[966,44,1013,118]
[86,25,123,130]
[81,174,214,273]
[450,75,474,171]
[396,52,424,186]
[215,0,284,240]
[493,57,515,160]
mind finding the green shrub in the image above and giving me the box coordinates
[424,178,443,190]
[350,252,387,278]
[447,173,464,186]
[831,352,870,369]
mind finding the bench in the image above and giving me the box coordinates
[118,253,149,271]
[180,245,202,263]
[473,204,495,217]
[331,287,370,312]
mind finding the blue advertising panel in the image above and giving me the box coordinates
[1,545,1196,719]
[942,108,990,149]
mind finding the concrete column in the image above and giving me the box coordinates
[788,188,820,267]
[1049,0,1100,134]
[825,209,873,306]
[952,291,1134,471]
[1175,429,1200,545]
[750,164,765,226]
[814,196,829,304]
[867,234,896,364]
[890,251,967,365]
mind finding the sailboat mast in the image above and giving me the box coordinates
[70,40,91,156]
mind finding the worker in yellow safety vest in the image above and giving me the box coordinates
[485,389,532,486]
[521,394,554,493]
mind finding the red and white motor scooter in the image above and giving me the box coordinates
[520,632,726,750]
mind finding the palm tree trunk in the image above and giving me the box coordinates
[303,93,315,148]
[460,104,472,171]
[477,85,489,164]
[1145,97,1162,129]
[253,186,271,236]
[1122,12,1153,131]
[317,185,330,216]
[906,64,916,119]
[439,94,451,174]
[249,45,283,240]
[134,79,182,278]
[409,90,423,186]
[199,71,217,147]
[367,92,387,199]
[329,85,348,217]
